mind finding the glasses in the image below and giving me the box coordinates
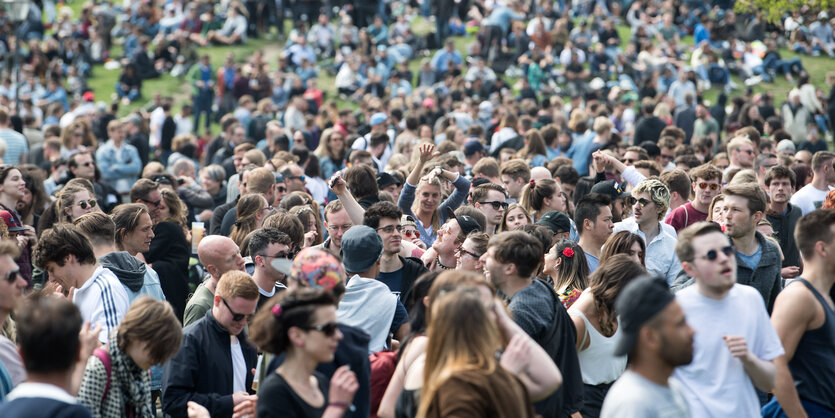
[457,246,481,259]
[376,224,403,234]
[259,250,292,260]
[81,161,95,167]
[697,182,720,191]
[698,245,735,261]
[287,175,306,182]
[623,158,637,164]
[77,199,97,209]
[660,154,674,160]
[140,198,162,208]
[628,197,651,207]
[327,224,353,232]
[299,321,340,337]
[403,229,420,239]
[277,186,287,193]
[479,201,508,210]
[221,298,251,322]
[153,176,174,185]
[1,269,20,283]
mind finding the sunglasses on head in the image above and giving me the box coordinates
[403,229,420,239]
[77,199,97,209]
[300,321,340,337]
[699,245,735,261]
[221,298,251,322]
[697,182,720,190]
[479,201,508,210]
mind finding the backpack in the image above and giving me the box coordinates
[92,347,136,418]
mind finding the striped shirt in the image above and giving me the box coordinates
[73,266,130,344]
[0,129,28,165]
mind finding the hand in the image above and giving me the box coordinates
[15,234,28,249]
[410,237,426,250]
[416,143,438,164]
[303,230,318,247]
[723,335,751,361]
[500,334,532,375]
[177,176,195,188]
[329,172,347,195]
[198,209,214,222]
[781,266,800,279]
[79,322,103,358]
[187,401,211,418]
[232,391,256,406]
[328,365,359,405]
[232,395,257,418]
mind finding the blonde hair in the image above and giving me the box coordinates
[631,179,671,220]
[230,194,269,249]
[216,270,259,301]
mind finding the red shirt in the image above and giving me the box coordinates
[665,201,708,232]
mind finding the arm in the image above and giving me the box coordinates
[328,173,364,226]
[406,143,437,186]
[438,172,471,219]
[723,335,777,392]
[378,338,427,418]
[770,284,817,417]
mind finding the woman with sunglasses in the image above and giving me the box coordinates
[519,179,567,222]
[56,179,99,223]
[543,239,589,309]
[400,215,426,250]
[499,203,532,232]
[250,288,359,418]
[568,255,645,417]
[398,143,470,248]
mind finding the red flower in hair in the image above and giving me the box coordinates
[562,248,575,258]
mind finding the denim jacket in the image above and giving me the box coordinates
[95,140,142,194]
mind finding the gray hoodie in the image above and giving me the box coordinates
[99,251,166,303]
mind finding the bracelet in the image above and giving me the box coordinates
[329,402,350,410]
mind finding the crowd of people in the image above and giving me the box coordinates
[0,0,833,417]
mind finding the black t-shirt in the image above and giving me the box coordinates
[257,370,329,418]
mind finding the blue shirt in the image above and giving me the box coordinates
[613,218,682,284]
[738,244,763,271]
[377,269,404,296]
[586,252,600,273]
[430,49,463,73]
[566,130,599,176]
[485,6,526,35]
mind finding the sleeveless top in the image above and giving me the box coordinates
[394,388,420,418]
[569,310,627,385]
[788,279,835,412]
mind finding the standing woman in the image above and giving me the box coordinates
[60,119,98,158]
[0,166,36,286]
[78,298,182,418]
[599,231,646,267]
[315,128,347,179]
[398,144,470,248]
[499,203,532,232]
[230,193,271,250]
[519,179,567,222]
[568,255,645,417]
[543,239,589,309]
[517,130,549,167]
[56,180,99,224]
[144,187,191,322]
[250,289,359,417]
[290,205,324,247]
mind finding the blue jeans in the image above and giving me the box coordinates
[115,83,140,101]
[193,92,213,134]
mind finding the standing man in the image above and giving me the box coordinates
[767,209,835,416]
[790,151,835,215]
[0,240,26,398]
[188,54,214,136]
[724,135,757,175]
[590,179,631,223]
[613,179,681,284]
[672,221,783,417]
[481,231,583,418]
[95,120,142,199]
[185,235,246,326]
[575,193,614,273]
[500,159,531,203]
[471,183,508,235]
[363,202,428,310]
[600,276,694,417]
[0,108,28,165]
[764,166,802,278]
[666,164,723,232]
[34,225,130,344]
[317,200,353,254]
[248,228,292,310]
[163,271,258,418]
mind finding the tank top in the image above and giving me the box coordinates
[788,279,835,412]
[569,310,627,385]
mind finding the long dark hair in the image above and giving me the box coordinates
[589,255,645,336]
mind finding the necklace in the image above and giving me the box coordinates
[436,256,453,270]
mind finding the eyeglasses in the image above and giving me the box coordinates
[77,199,97,209]
[1,269,20,283]
[327,224,353,232]
[287,175,306,182]
[259,250,292,260]
[376,224,403,234]
[221,298,251,322]
[81,161,95,167]
[457,246,481,259]
[140,198,162,208]
[698,245,735,261]
[660,154,674,160]
[299,321,340,337]
[697,182,720,191]
[403,229,420,239]
[479,201,508,210]
[153,176,173,185]
[623,158,637,164]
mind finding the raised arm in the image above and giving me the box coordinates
[328,172,364,226]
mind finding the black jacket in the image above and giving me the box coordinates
[144,222,190,321]
[162,310,258,418]
[398,256,429,312]
[633,115,667,145]
[766,203,802,269]
[210,200,237,235]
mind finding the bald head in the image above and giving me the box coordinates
[197,235,246,281]
[530,166,553,182]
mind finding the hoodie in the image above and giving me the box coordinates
[99,251,166,303]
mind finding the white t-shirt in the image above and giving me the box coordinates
[231,338,247,393]
[73,266,130,344]
[672,284,784,418]
[601,370,691,418]
[790,183,834,215]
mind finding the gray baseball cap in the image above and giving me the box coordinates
[340,225,384,273]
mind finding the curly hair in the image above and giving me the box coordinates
[631,179,671,221]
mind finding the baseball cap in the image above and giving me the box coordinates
[471,177,491,188]
[282,247,346,291]
[445,207,482,236]
[376,172,401,189]
[370,112,388,126]
[591,180,630,200]
[0,211,26,232]
[82,91,95,102]
[614,275,676,356]
[463,139,486,157]
[340,225,384,273]
[536,211,571,235]
[401,214,417,229]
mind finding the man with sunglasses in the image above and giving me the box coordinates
[672,221,783,418]
[363,202,427,311]
[790,151,835,215]
[185,235,247,326]
[248,228,292,310]
[163,271,258,418]
[613,179,682,284]
[279,164,307,193]
[666,164,723,232]
[725,135,757,176]
[472,183,508,235]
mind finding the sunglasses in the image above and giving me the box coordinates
[660,154,674,160]
[277,186,287,193]
[300,321,340,337]
[77,199,97,210]
[697,182,720,191]
[457,246,481,259]
[403,229,420,239]
[221,298,251,322]
[287,175,306,182]
[628,197,651,207]
[81,161,95,167]
[140,197,162,208]
[479,201,508,210]
[623,158,637,164]
[699,245,735,261]
[376,224,403,234]
[259,250,292,260]
[1,269,20,283]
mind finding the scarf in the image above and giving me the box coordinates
[109,333,155,418]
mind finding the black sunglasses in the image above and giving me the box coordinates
[140,197,162,208]
[2,269,20,283]
[77,199,97,210]
[221,298,251,322]
[479,201,508,210]
[300,321,340,337]
[699,245,735,261]
[627,197,651,208]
